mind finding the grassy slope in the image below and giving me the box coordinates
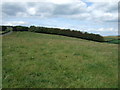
[0,35,2,88]
[2,32,118,88]
[104,36,120,44]
[104,36,119,40]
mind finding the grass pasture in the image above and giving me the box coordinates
[104,36,119,40]
[104,36,120,44]
[2,32,118,88]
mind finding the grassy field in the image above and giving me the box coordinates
[0,35,2,88]
[2,32,118,88]
[0,31,2,34]
[104,36,119,41]
[104,36,120,44]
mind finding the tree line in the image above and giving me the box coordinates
[1,25,104,42]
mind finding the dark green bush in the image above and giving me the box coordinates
[29,26,104,42]
[13,26,28,31]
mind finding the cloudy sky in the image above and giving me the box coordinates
[1,0,119,36]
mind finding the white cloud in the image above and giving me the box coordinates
[2,0,119,3]
[46,0,81,4]
[2,21,28,26]
[2,0,80,3]
[85,0,119,2]
[87,27,117,32]
[98,28,113,32]
[87,2,118,22]
[2,0,118,22]
[27,7,36,15]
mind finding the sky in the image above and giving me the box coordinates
[0,0,119,36]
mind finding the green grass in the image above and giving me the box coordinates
[0,35,2,88]
[0,31,2,34]
[104,36,119,41]
[0,27,12,35]
[2,32,118,88]
[0,31,6,34]
[104,36,120,44]
[107,39,120,44]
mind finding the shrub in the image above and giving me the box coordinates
[29,26,104,42]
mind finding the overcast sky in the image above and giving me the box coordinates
[1,0,119,36]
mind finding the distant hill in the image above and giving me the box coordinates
[1,25,104,42]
